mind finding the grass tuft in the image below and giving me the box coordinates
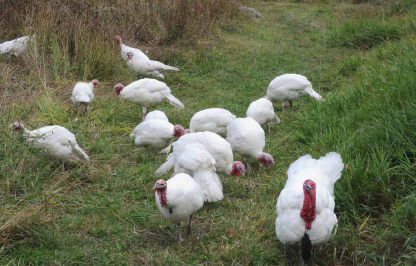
[329,20,404,49]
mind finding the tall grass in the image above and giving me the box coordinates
[296,37,416,263]
[1,0,238,82]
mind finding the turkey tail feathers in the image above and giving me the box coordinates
[155,153,174,175]
[166,95,185,109]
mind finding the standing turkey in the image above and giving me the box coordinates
[115,35,179,79]
[113,78,185,121]
[275,152,344,264]
[9,122,89,163]
[266,74,323,109]
[171,143,223,202]
[154,173,204,243]
[189,108,236,137]
[0,35,34,57]
[156,131,245,177]
[226,117,274,173]
[130,119,184,163]
[144,110,172,155]
[71,79,99,113]
[246,98,280,134]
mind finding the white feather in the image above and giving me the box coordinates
[0,35,34,57]
[119,78,185,110]
[155,173,204,225]
[226,117,266,159]
[246,98,280,126]
[130,119,176,152]
[190,108,236,137]
[156,131,235,176]
[266,74,323,105]
[19,125,89,161]
[71,81,95,105]
[173,143,223,202]
[275,152,344,246]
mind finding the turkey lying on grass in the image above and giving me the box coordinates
[154,174,204,243]
[275,152,344,264]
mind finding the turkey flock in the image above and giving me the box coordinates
[3,33,345,264]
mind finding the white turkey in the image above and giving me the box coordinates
[144,110,169,122]
[266,74,323,109]
[71,79,99,113]
[144,110,171,155]
[130,119,184,163]
[172,143,223,202]
[113,78,184,121]
[0,35,34,57]
[154,173,204,243]
[156,131,245,177]
[115,35,149,61]
[226,117,274,173]
[189,108,236,137]
[246,98,280,134]
[275,152,344,264]
[115,35,179,79]
[9,122,89,163]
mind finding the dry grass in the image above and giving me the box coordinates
[1,0,239,82]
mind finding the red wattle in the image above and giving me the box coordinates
[300,179,316,230]
[157,189,168,207]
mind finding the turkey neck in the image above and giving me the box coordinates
[300,180,316,230]
[156,187,168,207]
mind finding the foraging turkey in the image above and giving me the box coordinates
[156,131,245,177]
[172,143,223,202]
[144,110,171,155]
[113,78,185,121]
[115,35,149,61]
[130,119,184,163]
[126,53,179,79]
[71,79,99,113]
[189,108,236,137]
[266,74,323,109]
[275,152,344,264]
[115,35,179,79]
[246,98,280,134]
[154,173,204,243]
[9,122,89,162]
[226,117,274,173]
[0,35,34,57]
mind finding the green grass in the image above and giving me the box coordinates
[1,1,416,265]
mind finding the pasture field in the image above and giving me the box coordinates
[1,1,415,265]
